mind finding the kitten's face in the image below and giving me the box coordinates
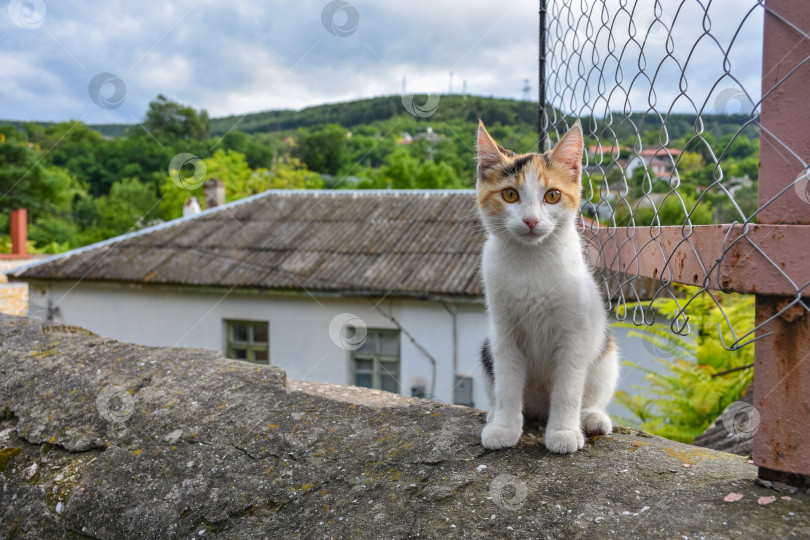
[476,122,584,245]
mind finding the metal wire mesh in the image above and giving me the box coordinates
[542,0,809,350]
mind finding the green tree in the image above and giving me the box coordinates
[346,132,391,168]
[28,216,79,253]
[25,166,87,252]
[35,121,107,193]
[677,152,705,176]
[204,149,254,200]
[262,157,323,190]
[215,130,278,169]
[0,125,24,143]
[0,141,63,219]
[297,124,348,175]
[727,156,759,180]
[380,149,418,189]
[158,148,251,220]
[415,160,462,189]
[95,178,161,239]
[616,192,714,227]
[144,95,210,142]
[717,134,758,161]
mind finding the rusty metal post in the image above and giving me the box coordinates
[538,0,547,153]
[753,0,810,487]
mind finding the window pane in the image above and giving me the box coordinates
[380,374,398,394]
[355,358,373,372]
[254,349,269,363]
[379,334,398,356]
[355,330,376,352]
[231,348,247,360]
[231,323,248,343]
[379,360,399,393]
[355,373,373,388]
[379,360,398,378]
[253,323,268,344]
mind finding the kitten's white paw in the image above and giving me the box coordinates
[486,410,495,423]
[582,410,612,436]
[481,423,521,450]
[544,429,585,454]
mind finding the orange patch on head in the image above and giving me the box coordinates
[544,122,584,210]
[477,180,510,215]
[538,145,582,211]
[543,165,582,211]
[477,152,534,215]
[477,120,584,214]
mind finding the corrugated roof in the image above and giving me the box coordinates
[13,190,486,298]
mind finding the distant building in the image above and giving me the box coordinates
[398,129,441,146]
[625,147,683,179]
[728,174,754,196]
[584,144,628,177]
[695,175,754,197]
[587,144,628,161]
[633,192,669,209]
[414,127,441,144]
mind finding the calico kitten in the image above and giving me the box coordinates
[476,121,618,455]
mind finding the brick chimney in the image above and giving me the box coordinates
[10,208,27,257]
[204,179,225,210]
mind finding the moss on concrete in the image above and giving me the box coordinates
[0,447,21,472]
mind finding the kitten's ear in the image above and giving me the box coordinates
[477,121,505,177]
[550,121,584,182]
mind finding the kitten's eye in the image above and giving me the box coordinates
[544,189,562,204]
[502,188,519,203]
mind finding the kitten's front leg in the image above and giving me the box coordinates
[544,351,587,454]
[481,339,526,450]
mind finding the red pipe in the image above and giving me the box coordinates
[10,208,27,257]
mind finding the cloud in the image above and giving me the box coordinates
[0,0,763,124]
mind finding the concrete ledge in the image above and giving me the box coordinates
[0,315,807,539]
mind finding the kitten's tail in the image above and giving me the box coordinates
[480,338,494,381]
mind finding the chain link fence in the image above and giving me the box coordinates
[541,0,809,352]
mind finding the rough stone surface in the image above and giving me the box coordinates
[0,314,807,539]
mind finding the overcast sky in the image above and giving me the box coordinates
[0,0,763,124]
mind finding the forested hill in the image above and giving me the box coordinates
[209,95,756,142]
[210,95,538,135]
[0,96,536,139]
[1,94,753,142]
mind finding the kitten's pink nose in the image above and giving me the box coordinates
[524,218,539,231]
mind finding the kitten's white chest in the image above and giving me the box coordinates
[481,233,596,360]
[482,235,581,304]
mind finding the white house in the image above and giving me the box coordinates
[625,147,683,179]
[12,190,660,415]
